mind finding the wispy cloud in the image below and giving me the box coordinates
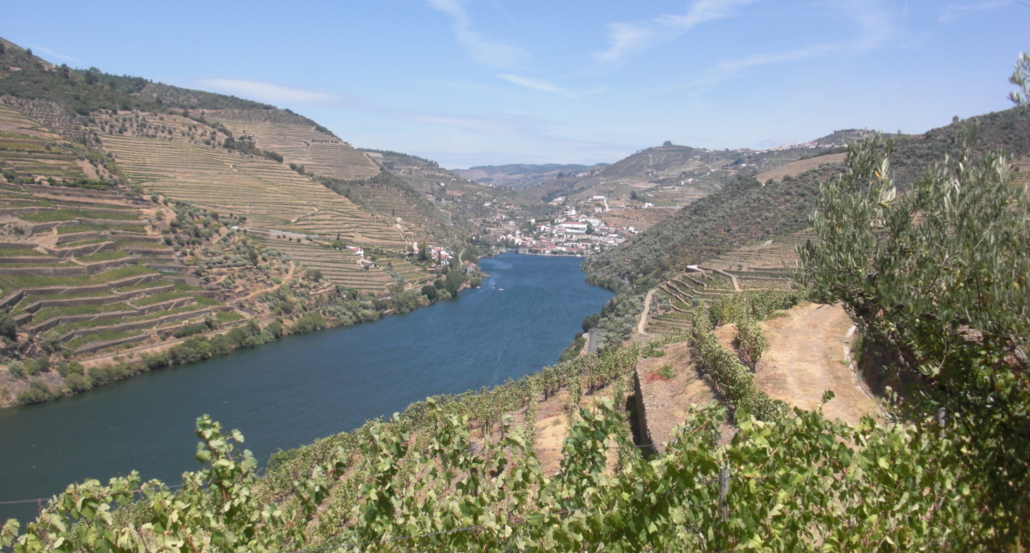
[424,0,528,68]
[394,110,549,138]
[938,0,1011,22]
[690,0,900,85]
[192,78,344,106]
[27,45,82,64]
[594,0,757,63]
[497,74,567,94]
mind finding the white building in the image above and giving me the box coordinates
[561,222,588,234]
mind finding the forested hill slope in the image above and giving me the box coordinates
[584,107,1030,290]
[359,150,555,242]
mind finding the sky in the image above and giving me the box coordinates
[1,0,1027,168]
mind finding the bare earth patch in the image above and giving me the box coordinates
[635,342,726,453]
[753,302,880,426]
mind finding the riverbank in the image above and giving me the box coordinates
[0,253,613,524]
[0,262,486,409]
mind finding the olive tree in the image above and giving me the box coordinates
[793,125,1030,546]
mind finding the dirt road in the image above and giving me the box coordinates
[636,288,656,336]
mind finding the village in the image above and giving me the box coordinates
[496,195,635,256]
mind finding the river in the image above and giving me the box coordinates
[0,253,613,524]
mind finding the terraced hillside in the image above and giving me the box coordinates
[85,110,427,289]
[520,134,862,208]
[247,236,395,295]
[754,152,847,183]
[456,163,596,189]
[0,102,89,182]
[637,230,811,337]
[203,110,380,181]
[0,41,505,291]
[0,183,236,357]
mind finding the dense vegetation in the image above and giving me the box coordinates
[318,169,463,246]
[795,130,1030,541]
[0,44,162,116]
[0,336,1005,551]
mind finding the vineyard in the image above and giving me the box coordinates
[5,133,1025,551]
[0,339,998,551]
[202,111,381,181]
[86,110,431,292]
[0,99,487,408]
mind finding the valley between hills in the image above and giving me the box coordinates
[1,34,1029,552]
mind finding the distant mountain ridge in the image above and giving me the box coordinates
[583,108,1030,291]
[457,163,600,189]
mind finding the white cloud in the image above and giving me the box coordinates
[497,74,566,94]
[192,78,342,105]
[938,0,1011,23]
[693,0,900,85]
[424,0,528,68]
[594,0,757,63]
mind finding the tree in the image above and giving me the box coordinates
[444,268,463,295]
[421,284,438,301]
[794,129,1030,546]
[0,313,16,341]
[1009,51,1030,107]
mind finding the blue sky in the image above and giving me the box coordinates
[2,0,1027,168]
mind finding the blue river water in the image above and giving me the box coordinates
[0,253,613,523]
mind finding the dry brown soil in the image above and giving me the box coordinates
[752,302,880,425]
[634,342,730,452]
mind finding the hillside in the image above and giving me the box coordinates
[0,38,512,292]
[0,95,481,407]
[202,109,381,181]
[519,132,872,208]
[0,38,497,407]
[456,163,597,189]
[584,108,1030,290]
[364,150,556,243]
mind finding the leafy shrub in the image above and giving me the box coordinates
[421,285,438,301]
[795,131,1030,539]
[64,373,90,393]
[23,357,50,377]
[7,361,25,379]
[291,312,324,335]
[17,380,50,405]
[173,323,208,339]
[0,313,17,341]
